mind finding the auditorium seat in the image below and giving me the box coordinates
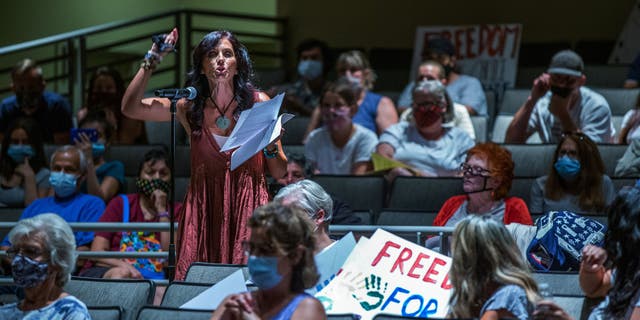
[387,177,462,212]
[509,177,536,207]
[0,207,24,241]
[184,263,248,284]
[352,209,374,225]
[597,144,629,177]
[88,306,123,320]
[470,116,487,142]
[136,306,213,320]
[161,281,213,308]
[503,144,555,177]
[282,116,310,145]
[376,210,438,226]
[594,88,639,115]
[498,89,531,114]
[612,177,638,191]
[107,145,191,177]
[313,175,386,215]
[64,277,155,320]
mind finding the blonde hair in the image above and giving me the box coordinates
[336,50,376,90]
[448,216,539,318]
[249,202,319,292]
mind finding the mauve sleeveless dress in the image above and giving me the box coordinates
[175,109,270,280]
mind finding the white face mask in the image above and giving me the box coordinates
[297,60,323,80]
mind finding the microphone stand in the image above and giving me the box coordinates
[167,97,178,282]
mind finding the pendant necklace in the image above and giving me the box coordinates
[209,95,235,130]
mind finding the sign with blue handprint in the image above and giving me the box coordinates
[315,229,452,320]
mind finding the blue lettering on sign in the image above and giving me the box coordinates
[378,286,439,317]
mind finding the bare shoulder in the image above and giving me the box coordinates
[255,91,271,102]
[379,96,396,108]
[291,296,326,320]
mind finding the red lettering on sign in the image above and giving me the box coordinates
[465,27,476,59]
[371,241,400,267]
[423,258,447,284]
[407,252,430,279]
[441,272,452,290]
[391,248,413,275]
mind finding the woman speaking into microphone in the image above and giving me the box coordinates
[122,28,287,280]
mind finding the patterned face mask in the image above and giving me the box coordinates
[136,178,170,198]
[11,254,49,288]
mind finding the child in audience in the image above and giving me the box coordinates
[305,80,378,175]
[529,132,615,215]
[74,110,125,203]
[449,215,539,320]
[0,117,49,207]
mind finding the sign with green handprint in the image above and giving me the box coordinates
[315,229,452,320]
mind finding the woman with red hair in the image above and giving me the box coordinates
[433,142,533,227]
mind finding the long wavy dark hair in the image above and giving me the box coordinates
[185,30,256,131]
[604,186,640,318]
[544,132,606,213]
[0,117,47,180]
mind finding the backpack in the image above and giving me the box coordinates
[526,210,607,272]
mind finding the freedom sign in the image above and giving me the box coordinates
[316,229,452,319]
[410,24,522,94]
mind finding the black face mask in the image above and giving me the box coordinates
[550,86,573,98]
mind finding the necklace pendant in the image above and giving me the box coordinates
[216,116,231,130]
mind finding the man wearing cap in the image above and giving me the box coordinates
[397,37,488,116]
[505,50,614,143]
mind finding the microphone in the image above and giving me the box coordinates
[154,86,198,100]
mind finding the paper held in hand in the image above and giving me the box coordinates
[220,93,293,170]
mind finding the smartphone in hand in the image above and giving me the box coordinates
[71,128,98,143]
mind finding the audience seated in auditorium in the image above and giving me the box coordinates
[271,152,361,225]
[211,202,325,320]
[275,179,335,253]
[433,142,533,227]
[615,139,640,177]
[398,60,475,139]
[449,215,539,320]
[400,37,487,116]
[0,117,49,207]
[306,50,397,136]
[77,66,147,144]
[529,132,615,215]
[79,148,181,280]
[75,111,125,203]
[268,39,332,116]
[624,52,640,89]
[618,91,640,144]
[376,80,475,178]
[0,214,91,319]
[304,79,377,175]
[399,42,487,117]
[1,145,105,272]
[534,186,640,319]
[506,50,614,143]
[0,59,72,144]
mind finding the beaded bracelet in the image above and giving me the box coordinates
[263,145,278,159]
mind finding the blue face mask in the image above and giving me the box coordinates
[49,171,78,198]
[297,60,323,80]
[554,155,581,180]
[7,144,34,163]
[12,255,49,288]
[92,143,106,158]
[247,255,282,290]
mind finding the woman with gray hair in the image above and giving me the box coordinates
[377,79,475,178]
[274,179,334,253]
[0,213,91,319]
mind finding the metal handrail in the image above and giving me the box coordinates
[0,9,288,109]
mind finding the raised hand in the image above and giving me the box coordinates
[14,157,35,179]
[580,245,607,272]
[531,73,551,101]
[74,132,94,161]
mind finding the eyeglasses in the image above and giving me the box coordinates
[241,241,278,256]
[459,163,491,177]
[6,246,45,260]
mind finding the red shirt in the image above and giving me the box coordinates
[96,193,182,251]
[432,195,533,227]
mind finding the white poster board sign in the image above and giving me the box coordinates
[308,232,357,295]
[316,229,452,319]
[410,24,522,94]
[180,269,247,310]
